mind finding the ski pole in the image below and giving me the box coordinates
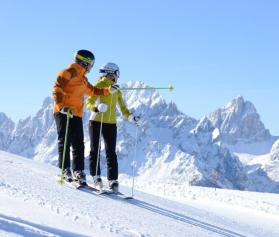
[95,113,104,181]
[57,109,71,184]
[119,85,174,92]
[131,126,139,197]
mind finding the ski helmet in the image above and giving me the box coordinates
[99,62,120,78]
[75,49,95,71]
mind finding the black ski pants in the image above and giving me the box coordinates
[54,112,85,171]
[89,121,118,181]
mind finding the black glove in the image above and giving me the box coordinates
[128,114,140,125]
[133,115,140,122]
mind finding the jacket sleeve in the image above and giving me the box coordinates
[118,92,131,118]
[86,96,98,111]
[84,78,109,97]
[52,70,72,109]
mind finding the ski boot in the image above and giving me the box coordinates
[93,176,103,190]
[73,170,87,186]
[108,180,119,193]
[61,168,73,182]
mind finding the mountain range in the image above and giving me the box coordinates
[0,81,278,193]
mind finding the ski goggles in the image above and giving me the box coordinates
[76,54,95,67]
[115,69,120,78]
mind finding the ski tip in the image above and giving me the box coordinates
[168,85,174,92]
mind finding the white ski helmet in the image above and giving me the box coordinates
[99,62,120,77]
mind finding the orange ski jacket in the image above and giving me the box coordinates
[52,62,109,117]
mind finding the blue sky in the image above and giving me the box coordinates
[0,0,278,134]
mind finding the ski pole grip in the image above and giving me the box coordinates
[60,107,73,118]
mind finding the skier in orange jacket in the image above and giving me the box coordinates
[53,49,109,185]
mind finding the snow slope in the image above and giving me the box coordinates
[1,150,279,237]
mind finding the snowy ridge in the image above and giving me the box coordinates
[0,81,278,194]
[0,112,14,151]
[209,96,274,152]
[271,139,279,161]
[0,150,279,237]
[7,97,55,159]
[263,139,279,182]
[188,117,246,189]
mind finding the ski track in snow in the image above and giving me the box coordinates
[0,213,88,237]
[1,151,279,237]
[122,178,279,216]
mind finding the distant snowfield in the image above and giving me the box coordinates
[1,151,279,237]
[227,138,277,155]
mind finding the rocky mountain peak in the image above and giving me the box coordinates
[0,112,15,150]
[209,96,271,144]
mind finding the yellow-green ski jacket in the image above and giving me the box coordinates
[86,76,131,124]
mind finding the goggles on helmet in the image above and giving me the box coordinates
[115,70,120,77]
[76,54,94,67]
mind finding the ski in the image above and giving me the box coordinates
[71,181,87,189]
[56,175,88,189]
[56,176,133,199]
[78,184,108,195]
[81,184,134,199]
[76,185,134,199]
[99,189,134,200]
[78,185,115,195]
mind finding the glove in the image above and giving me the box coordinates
[109,84,120,95]
[60,107,73,118]
[96,103,108,113]
[128,114,140,125]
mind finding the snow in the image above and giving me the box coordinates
[226,137,277,155]
[271,139,279,161]
[1,150,279,237]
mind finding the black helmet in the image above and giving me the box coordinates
[75,49,95,70]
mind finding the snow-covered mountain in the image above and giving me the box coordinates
[206,96,279,193]
[271,139,279,161]
[264,139,279,182]
[0,81,278,193]
[7,97,55,159]
[209,96,276,154]
[0,112,14,151]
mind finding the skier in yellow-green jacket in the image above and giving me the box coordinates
[86,62,140,192]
